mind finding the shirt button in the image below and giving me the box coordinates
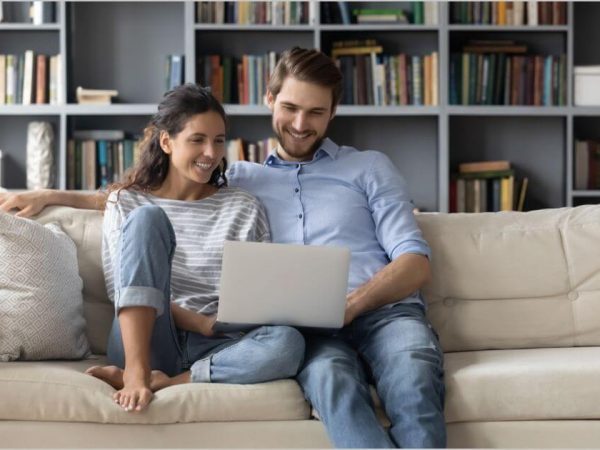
[294,188,299,193]
[298,214,303,219]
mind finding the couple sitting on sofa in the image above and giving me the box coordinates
[0,48,445,449]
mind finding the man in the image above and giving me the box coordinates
[0,48,445,448]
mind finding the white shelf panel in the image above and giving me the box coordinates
[194,24,312,31]
[448,25,569,32]
[572,107,600,116]
[319,24,439,32]
[448,106,569,116]
[64,104,158,115]
[336,105,440,116]
[0,105,62,115]
[572,190,600,197]
[0,24,60,31]
[224,104,271,116]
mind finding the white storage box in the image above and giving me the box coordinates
[575,66,600,106]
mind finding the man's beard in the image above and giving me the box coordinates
[273,126,327,161]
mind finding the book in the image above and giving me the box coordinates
[22,50,34,105]
[331,46,383,58]
[167,54,184,91]
[500,176,514,211]
[575,140,589,190]
[516,177,529,211]
[337,2,351,25]
[412,1,423,24]
[353,8,408,24]
[76,87,118,105]
[0,55,5,104]
[457,169,515,180]
[49,55,58,104]
[35,54,47,104]
[459,160,511,173]
[463,44,528,54]
[16,53,23,104]
[6,54,15,104]
[356,14,406,24]
[73,130,125,141]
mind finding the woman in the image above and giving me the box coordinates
[82,84,304,413]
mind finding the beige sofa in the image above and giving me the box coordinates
[1,205,600,448]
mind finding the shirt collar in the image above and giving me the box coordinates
[263,138,340,166]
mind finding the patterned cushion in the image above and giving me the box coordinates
[0,212,90,361]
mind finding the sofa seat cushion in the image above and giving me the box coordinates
[0,357,310,424]
[445,346,600,423]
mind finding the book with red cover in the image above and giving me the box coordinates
[35,54,47,104]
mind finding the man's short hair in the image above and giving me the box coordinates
[267,47,343,110]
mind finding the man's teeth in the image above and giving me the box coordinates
[289,131,310,139]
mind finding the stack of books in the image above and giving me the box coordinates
[67,130,141,190]
[0,1,55,24]
[449,40,567,106]
[352,8,408,25]
[321,2,437,25]
[226,137,278,164]
[450,160,529,213]
[197,52,277,104]
[332,40,438,106]
[196,1,309,25]
[76,87,118,105]
[0,51,61,105]
[411,1,439,25]
[450,1,567,26]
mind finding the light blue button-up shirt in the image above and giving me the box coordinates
[228,138,431,305]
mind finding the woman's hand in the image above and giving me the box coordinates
[0,189,54,218]
[170,302,218,337]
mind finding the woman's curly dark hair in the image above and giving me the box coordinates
[106,84,228,205]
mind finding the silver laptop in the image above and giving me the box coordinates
[214,240,351,332]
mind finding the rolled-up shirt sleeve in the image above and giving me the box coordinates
[365,151,431,261]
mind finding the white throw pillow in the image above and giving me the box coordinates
[0,212,90,361]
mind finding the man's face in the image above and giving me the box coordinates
[267,77,335,162]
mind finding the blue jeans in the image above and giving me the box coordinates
[106,205,305,383]
[297,303,446,448]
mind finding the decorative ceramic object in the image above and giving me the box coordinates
[26,121,54,189]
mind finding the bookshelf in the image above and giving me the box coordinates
[0,1,598,212]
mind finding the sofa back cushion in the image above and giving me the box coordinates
[417,205,600,352]
[35,206,112,355]
[33,204,600,355]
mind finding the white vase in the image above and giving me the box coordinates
[26,121,54,190]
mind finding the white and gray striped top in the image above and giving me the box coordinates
[102,187,270,315]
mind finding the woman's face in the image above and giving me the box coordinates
[160,111,226,188]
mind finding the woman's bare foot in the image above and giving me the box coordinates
[114,366,153,412]
[85,365,124,389]
[86,365,190,393]
[86,365,191,410]
[150,370,191,391]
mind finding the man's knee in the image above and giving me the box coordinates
[299,347,365,394]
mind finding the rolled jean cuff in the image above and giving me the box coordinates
[190,356,211,383]
[115,286,165,317]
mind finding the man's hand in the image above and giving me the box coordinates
[0,190,52,218]
[343,294,362,326]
